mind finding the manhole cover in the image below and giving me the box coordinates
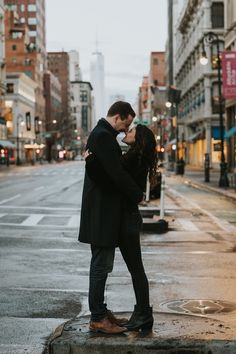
[159,299,236,316]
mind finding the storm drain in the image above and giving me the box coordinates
[159,299,236,316]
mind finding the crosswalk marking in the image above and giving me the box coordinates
[178,218,199,231]
[67,215,80,227]
[21,214,45,226]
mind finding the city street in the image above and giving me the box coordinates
[1,162,236,353]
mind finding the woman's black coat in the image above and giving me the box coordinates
[78,119,143,247]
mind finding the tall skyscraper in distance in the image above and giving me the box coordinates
[90,50,105,126]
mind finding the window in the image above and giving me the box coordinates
[12,31,23,39]
[24,71,33,78]
[12,45,17,51]
[28,4,37,12]
[28,17,37,25]
[153,58,158,65]
[6,83,14,94]
[20,17,25,23]
[29,31,37,37]
[211,2,224,28]
[80,91,88,102]
[20,4,25,12]
[7,4,17,11]
[82,106,88,131]
[24,58,32,66]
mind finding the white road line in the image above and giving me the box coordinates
[34,186,45,191]
[0,194,21,205]
[0,213,6,218]
[178,218,199,231]
[67,215,80,227]
[21,214,45,226]
[0,205,80,211]
[0,222,77,229]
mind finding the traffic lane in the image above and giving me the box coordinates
[0,175,83,208]
[167,177,236,226]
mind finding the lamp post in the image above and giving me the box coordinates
[200,32,229,188]
[166,87,181,174]
[16,114,24,166]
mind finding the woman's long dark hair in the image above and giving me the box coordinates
[123,124,158,179]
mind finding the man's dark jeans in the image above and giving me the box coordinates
[89,245,115,321]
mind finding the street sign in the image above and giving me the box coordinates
[222,52,236,99]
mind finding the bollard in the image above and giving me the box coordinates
[160,174,165,219]
[204,153,210,182]
[145,173,150,202]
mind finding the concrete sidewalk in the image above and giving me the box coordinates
[47,312,236,354]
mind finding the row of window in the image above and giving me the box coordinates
[179,82,222,118]
[6,4,36,12]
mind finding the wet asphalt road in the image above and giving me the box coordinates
[1,162,236,353]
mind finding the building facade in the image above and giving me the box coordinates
[70,80,93,153]
[0,0,7,146]
[5,72,37,163]
[43,71,62,161]
[47,51,72,148]
[224,0,236,171]
[69,50,81,82]
[174,0,225,168]
[5,0,46,125]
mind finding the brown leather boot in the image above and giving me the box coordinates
[106,309,128,326]
[89,316,127,334]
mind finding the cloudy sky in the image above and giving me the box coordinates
[46,0,167,108]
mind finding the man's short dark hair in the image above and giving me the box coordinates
[107,101,136,120]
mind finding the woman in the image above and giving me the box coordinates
[85,124,158,331]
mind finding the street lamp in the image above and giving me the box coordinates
[16,114,25,166]
[200,32,229,188]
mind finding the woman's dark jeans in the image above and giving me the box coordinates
[89,245,115,321]
[119,227,150,311]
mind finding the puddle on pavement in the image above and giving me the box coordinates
[159,299,236,316]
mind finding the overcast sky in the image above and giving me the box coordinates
[46,0,167,107]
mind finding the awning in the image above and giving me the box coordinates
[186,130,202,142]
[24,143,45,149]
[224,125,236,139]
[0,139,16,148]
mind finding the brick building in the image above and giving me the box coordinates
[5,0,46,127]
[43,71,62,161]
[47,52,72,147]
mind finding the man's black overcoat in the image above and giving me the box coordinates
[78,119,143,247]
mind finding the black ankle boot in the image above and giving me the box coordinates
[126,305,153,331]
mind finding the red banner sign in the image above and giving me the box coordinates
[222,52,236,99]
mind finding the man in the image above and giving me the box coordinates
[79,101,143,334]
